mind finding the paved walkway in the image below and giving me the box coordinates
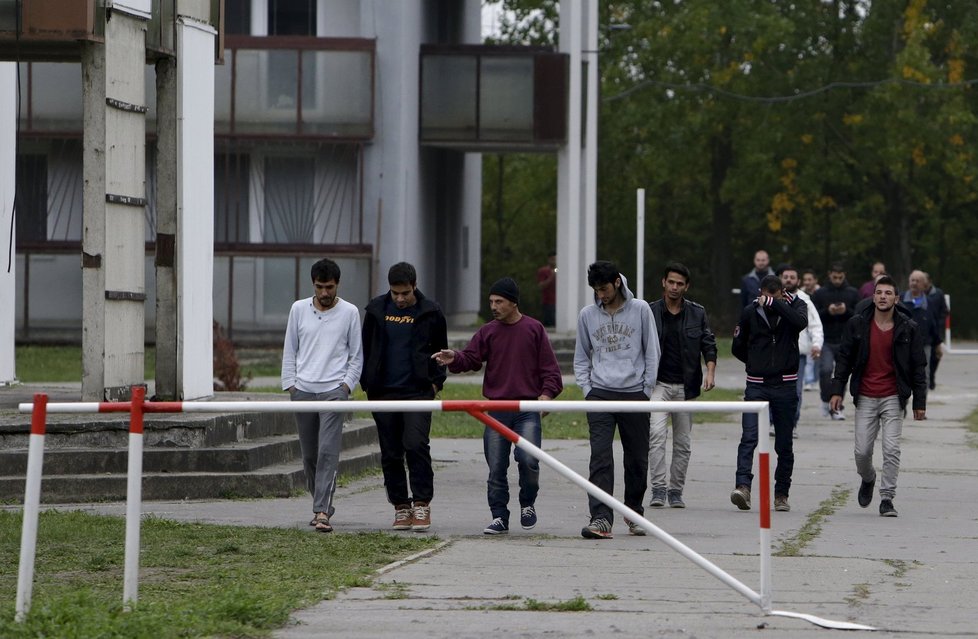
[26,347,974,638]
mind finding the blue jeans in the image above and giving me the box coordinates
[736,382,797,497]
[484,411,542,522]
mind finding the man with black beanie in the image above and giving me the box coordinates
[433,277,563,535]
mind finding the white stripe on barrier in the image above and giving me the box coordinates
[15,433,45,622]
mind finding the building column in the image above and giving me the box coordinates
[0,63,15,384]
[81,11,148,401]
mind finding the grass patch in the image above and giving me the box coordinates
[478,596,592,612]
[965,406,978,449]
[774,485,850,557]
[15,346,156,383]
[0,510,436,638]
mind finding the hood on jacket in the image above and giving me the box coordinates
[592,273,636,307]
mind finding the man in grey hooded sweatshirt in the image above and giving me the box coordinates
[574,260,661,539]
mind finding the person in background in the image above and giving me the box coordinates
[858,261,887,300]
[432,277,563,535]
[575,261,660,539]
[281,258,363,534]
[923,272,948,390]
[778,264,823,438]
[362,262,447,533]
[901,270,943,391]
[647,262,717,509]
[740,249,775,310]
[812,264,860,420]
[537,251,557,328]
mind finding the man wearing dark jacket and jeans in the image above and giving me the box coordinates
[731,274,807,513]
[812,264,861,420]
[362,262,448,532]
[830,275,927,518]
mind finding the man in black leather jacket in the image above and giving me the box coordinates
[830,275,927,518]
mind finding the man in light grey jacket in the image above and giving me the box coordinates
[574,260,660,539]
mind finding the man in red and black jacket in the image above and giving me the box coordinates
[730,274,808,513]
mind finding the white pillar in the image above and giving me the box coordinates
[556,0,584,333]
[175,17,216,399]
[0,63,16,384]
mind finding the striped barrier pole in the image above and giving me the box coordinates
[123,386,146,608]
[15,393,48,622]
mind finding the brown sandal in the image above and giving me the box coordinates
[314,513,333,533]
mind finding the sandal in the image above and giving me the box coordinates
[314,513,333,533]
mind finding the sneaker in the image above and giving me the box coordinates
[830,408,846,421]
[581,517,613,539]
[626,519,647,536]
[768,425,776,437]
[858,478,876,508]
[392,504,413,530]
[648,488,667,508]
[774,495,790,512]
[879,499,898,517]
[411,501,431,532]
[804,383,815,392]
[520,505,537,530]
[483,517,509,535]
[668,490,685,508]
[821,401,831,417]
[730,485,751,510]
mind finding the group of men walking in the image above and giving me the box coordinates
[280,253,927,537]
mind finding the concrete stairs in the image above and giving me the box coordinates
[0,410,380,503]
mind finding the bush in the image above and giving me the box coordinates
[213,321,252,391]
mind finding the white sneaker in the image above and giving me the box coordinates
[830,408,846,421]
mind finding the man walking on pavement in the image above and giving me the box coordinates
[432,277,563,535]
[575,261,660,538]
[740,249,775,310]
[362,262,448,532]
[731,274,807,513]
[779,264,823,438]
[281,258,363,533]
[812,264,861,420]
[830,275,927,517]
[647,262,717,509]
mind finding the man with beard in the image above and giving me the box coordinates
[812,264,861,420]
[830,275,927,517]
[778,264,823,438]
[433,277,563,535]
[281,258,363,533]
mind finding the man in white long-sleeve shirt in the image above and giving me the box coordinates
[281,258,363,533]
[779,264,823,438]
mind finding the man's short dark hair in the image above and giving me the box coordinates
[760,274,783,294]
[587,261,620,287]
[829,263,846,274]
[802,268,816,278]
[311,258,341,283]
[387,262,417,287]
[775,263,798,277]
[663,261,690,283]
[875,274,897,291]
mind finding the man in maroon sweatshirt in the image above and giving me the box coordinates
[433,277,563,535]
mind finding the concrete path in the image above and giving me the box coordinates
[22,349,978,638]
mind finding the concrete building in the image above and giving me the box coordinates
[1,0,595,395]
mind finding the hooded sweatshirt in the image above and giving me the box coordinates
[574,274,660,397]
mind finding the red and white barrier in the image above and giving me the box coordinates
[15,391,874,630]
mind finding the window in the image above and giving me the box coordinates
[269,0,315,36]
[225,0,252,35]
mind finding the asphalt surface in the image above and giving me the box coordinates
[13,347,978,638]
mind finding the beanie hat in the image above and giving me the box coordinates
[489,277,520,305]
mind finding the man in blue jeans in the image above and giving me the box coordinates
[433,277,563,535]
[731,274,807,513]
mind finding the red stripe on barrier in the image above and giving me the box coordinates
[99,402,133,413]
[130,386,145,435]
[465,409,522,444]
[143,401,184,413]
[759,452,771,529]
[30,394,48,435]
[442,400,522,413]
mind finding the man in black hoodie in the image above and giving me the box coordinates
[830,275,927,518]
[362,262,448,532]
[731,275,807,513]
[812,264,861,420]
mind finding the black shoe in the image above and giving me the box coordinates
[879,499,898,517]
[858,478,875,508]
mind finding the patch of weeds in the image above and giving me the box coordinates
[595,593,618,600]
[845,583,871,607]
[775,485,850,557]
[478,596,592,612]
[883,558,919,580]
[376,581,410,600]
[965,407,978,448]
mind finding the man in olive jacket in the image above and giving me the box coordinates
[362,262,448,532]
[830,275,927,518]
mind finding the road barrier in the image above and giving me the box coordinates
[15,391,874,630]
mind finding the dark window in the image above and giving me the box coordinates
[225,0,252,35]
[215,152,251,244]
[15,155,47,243]
[269,0,315,36]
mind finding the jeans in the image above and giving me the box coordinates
[854,395,904,500]
[484,411,542,522]
[819,342,844,403]
[794,354,807,427]
[586,388,650,523]
[736,382,797,497]
[292,386,349,514]
[372,389,435,506]
[648,382,692,493]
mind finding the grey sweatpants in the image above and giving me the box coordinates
[292,387,349,514]
[854,395,903,500]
